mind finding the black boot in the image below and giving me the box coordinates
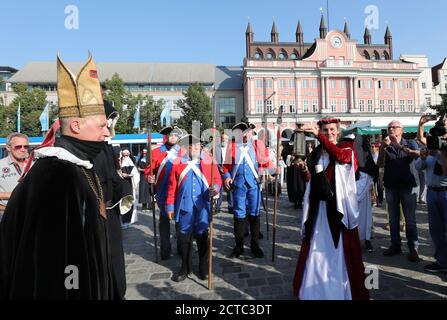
[175,223,182,256]
[244,215,250,237]
[172,233,192,282]
[196,232,209,281]
[231,217,245,258]
[249,215,264,258]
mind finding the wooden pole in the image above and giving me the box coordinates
[208,126,217,290]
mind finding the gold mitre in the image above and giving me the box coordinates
[57,53,105,118]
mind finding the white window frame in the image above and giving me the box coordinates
[303,100,309,113]
[312,99,319,113]
[331,99,337,112]
[359,99,365,112]
[279,79,286,89]
[408,100,414,112]
[256,100,263,113]
[289,79,295,88]
[367,99,373,112]
[289,100,296,113]
[387,80,393,89]
[379,100,385,112]
[400,100,405,112]
[388,100,394,112]
[302,79,308,89]
[341,99,348,112]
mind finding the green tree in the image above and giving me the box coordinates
[1,83,48,137]
[104,73,164,134]
[176,83,212,133]
[431,94,447,115]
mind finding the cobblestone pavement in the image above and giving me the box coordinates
[123,190,447,300]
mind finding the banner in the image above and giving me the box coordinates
[39,104,49,132]
[133,100,140,130]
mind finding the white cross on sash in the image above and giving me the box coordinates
[232,145,259,180]
[178,159,209,189]
[156,148,177,184]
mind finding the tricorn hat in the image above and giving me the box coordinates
[178,134,201,148]
[232,122,249,131]
[159,126,185,136]
[57,53,105,118]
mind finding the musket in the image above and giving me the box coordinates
[147,116,159,263]
[208,126,217,290]
[272,106,283,262]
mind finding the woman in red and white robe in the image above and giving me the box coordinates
[292,118,370,300]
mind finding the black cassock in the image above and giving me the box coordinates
[93,143,130,300]
[0,156,113,299]
[283,143,306,206]
[137,158,151,205]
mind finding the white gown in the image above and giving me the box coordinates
[356,171,373,241]
[299,154,352,300]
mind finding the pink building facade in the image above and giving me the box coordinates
[243,18,423,138]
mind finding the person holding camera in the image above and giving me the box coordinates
[378,120,420,262]
[414,115,447,273]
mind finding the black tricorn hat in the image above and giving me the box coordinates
[160,126,184,136]
[232,122,249,131]
[178,134,201,147]
[240,116,256,130]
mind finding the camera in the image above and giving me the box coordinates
[427,113,447,150]
[427,136,447,150]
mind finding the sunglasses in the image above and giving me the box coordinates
[388,126,402,130]
[12,145,30,150]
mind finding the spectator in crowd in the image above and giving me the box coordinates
[378,120,420,262]
[137,149,151,211]
[415,115,447,272]
[0,133,29,220]
[215,132,232,213]
[371,143,384,207]
[120,149,140,228]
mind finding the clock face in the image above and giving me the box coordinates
[331,36,342,48]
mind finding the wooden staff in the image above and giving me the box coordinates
[208,127,217,290]
[272,106,283,262]
[147,117,158,263]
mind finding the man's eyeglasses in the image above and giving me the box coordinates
[388,126,402,130]
[12,145,29,150]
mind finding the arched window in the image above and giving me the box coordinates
[383,51,390,60]
[374,50,380,60]
[363,50,370,60]
[278,50,288,60]
[291,50,299,60]
[266,49,275,60]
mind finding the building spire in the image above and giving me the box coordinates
[343,20,351,39]
[319,14,327,39]
[363,26,371,45]
[384,25,392,42]
[245,22,254,58]
[246,21,253,34]
[296,19,303,44]
[271,21,279,43]
[384,24,393,60]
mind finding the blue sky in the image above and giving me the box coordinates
[1,0,446,69]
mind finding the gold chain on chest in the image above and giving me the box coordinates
[80,167,107,219]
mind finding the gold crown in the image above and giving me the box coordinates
[57,53,105,118]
